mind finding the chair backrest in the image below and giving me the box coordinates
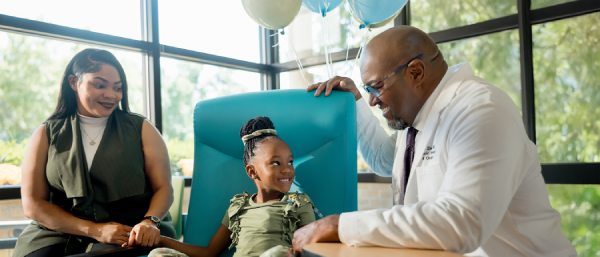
[184,89,357,250]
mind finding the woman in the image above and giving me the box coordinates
[14,48,175,256]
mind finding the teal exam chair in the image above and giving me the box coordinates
[183,89,358,256]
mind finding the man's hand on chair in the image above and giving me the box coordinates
[307,76,362,101]
[292,214,341,255]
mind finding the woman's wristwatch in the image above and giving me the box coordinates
[143,215,161,227]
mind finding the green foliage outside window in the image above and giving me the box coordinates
[533,13,600,163]
[411,0,516,33]
[533,13,600,256]
[548,185,600,257]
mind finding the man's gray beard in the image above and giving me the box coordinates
[387,117,410,130]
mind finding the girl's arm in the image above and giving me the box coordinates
[159,224,231,257]
[21,126,132,245]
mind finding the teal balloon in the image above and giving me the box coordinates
[348,0,407,29]
[303,0,343,17]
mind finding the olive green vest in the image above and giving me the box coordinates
[14,110,174,256]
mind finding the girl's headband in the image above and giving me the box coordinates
[241,129,277,145]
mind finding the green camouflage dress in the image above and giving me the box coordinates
[149,192,316,257]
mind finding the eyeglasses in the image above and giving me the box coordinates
[362,53,425,98]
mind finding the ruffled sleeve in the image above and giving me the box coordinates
[281,193,316,243]
[226,192,249,249]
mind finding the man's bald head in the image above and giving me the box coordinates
[361,26,442,73]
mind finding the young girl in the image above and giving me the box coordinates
[150,116,316,257]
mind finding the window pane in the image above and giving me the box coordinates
[0,0,142,40]
[0,31,147,186]
[278,5,393,63]
[532,0,575,9]
[438,30,521,109]
[280,61,361,90]
[547,184,600,257]
[0,198,27,256]
[411,0,516,33]
[161,58,262,175]
[159,1,260,63]
[533,13,600,163]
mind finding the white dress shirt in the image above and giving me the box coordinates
[339,63,577,257]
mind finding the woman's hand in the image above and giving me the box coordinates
[125,219,161,247]
[90,222,132,246]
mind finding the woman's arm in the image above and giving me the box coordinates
[128,120,174,247]
[21,126,132,245]
[160,225,231,257]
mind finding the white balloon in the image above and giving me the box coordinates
[241,0,302,30]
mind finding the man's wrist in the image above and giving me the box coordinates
[319,215,341,242]
[142,215,161,227]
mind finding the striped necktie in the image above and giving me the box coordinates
[403,127,418,193]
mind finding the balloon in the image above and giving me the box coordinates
[356,10,397,29]
[241,0,302,30]
[302,0,343,17]
[348,0,407,29]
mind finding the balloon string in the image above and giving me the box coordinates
[351,29,370,76]
[270,30,281,47]
[285,31,310,86]
[321,15,333,79]
[344,31,352,76]
[321,1,330,17]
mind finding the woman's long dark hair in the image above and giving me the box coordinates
[240,116,279,166]
[47,48,130,120]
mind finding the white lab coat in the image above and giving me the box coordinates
[339,64,577,257]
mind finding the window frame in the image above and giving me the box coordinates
[0,0,599,250]
[0,0,598,198]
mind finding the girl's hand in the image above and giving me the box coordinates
[124,219,161,247]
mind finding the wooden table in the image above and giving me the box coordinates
[302,243,466,257]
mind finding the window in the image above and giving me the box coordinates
[160,57,262,176]
[280,60,361,89]
[278,5,393,63]
[411,0,516,33]
[0,0,142,40]
[158,0,261,62]
[532,0,576,9]
[548,184,600,256]
[533,12,600,163]
[438,30,522,108]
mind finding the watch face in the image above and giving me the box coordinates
[146,216,160,224]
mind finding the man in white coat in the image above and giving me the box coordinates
[292,26,576,257]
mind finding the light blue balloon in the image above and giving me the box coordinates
[348,0,408,28]
[303,0,343,17]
